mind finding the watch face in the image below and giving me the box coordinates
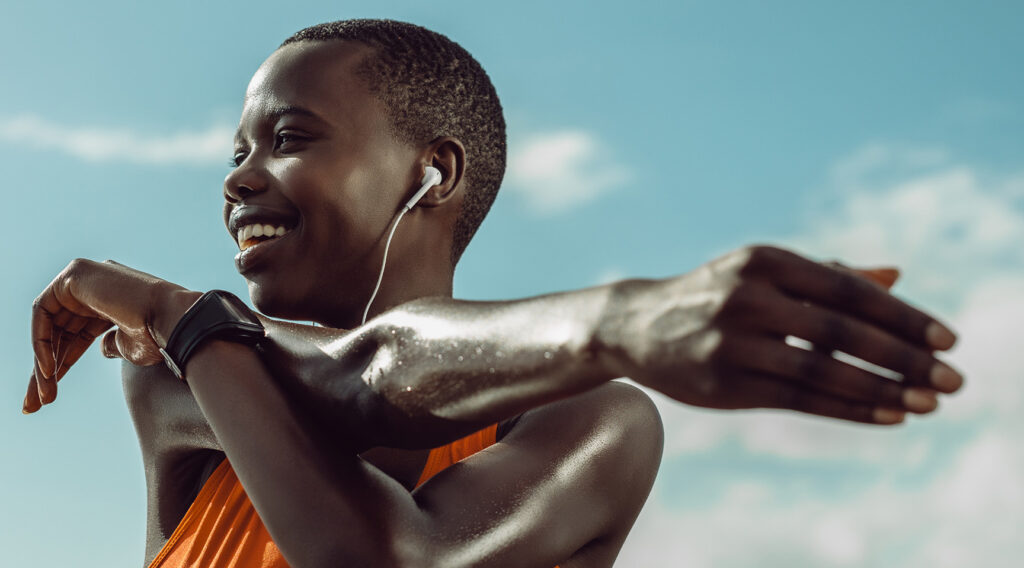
[218,291,262,326]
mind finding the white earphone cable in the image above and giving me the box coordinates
[362,206,409,325]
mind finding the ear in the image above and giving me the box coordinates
[414,136,466,207]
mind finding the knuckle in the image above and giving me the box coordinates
[738,245,793,275]
[718,280,758,316]
[828,270,864,307]
[816,316,851,349]
[705,331,736,371]
[721,281,775,324]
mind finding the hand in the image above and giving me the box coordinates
[24,259,197,414]
[599,245,964,424]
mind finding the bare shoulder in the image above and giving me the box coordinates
[511,380,664,525]
[412,381,663,567]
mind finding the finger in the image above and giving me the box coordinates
[811,265,898,361]
[51,318,113,381]
[763,251,956,350]
[32,283,102,378]
[733,372,907,425]
[115,329,165,366]
[35,359,57,406]
[23,372,42,414]
[763,295,964,393]
[31,297,58,379]
[51,312,93,375]
[53,330,74,381]
[50,309,74,363]
[101,329,122,359]
[737,334,939,413]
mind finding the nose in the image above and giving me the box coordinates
[223,158,269,203]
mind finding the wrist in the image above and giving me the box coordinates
[591,278,648,379]
[150,287,203,348]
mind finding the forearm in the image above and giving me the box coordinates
[184,340,428,566]
[323,284,624,445]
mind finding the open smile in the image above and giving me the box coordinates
[237,222,293,251]
[233,224,296,274]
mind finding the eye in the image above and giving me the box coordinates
[229,150,248,168]
[274,131,307,152]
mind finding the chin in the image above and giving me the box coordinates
[247,281,306,321]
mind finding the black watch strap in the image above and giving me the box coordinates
[159,290,265,381]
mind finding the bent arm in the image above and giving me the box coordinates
[183,337,661,567]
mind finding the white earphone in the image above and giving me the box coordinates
[362,166,444,324]
[404,166,443,211]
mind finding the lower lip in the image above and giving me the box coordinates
[234,232,292,274]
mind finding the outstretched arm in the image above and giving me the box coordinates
[250,245,964,453]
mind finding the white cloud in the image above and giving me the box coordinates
[0,114,234,166]
[794,157,1024,314]
[504,130,630,214]
[618,144,1024,566]
[619,427,1024,568]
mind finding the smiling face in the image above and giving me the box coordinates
[224,41,425,325]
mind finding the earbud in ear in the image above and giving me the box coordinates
[403,166,443,211]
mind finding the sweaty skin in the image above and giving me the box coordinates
[25,37,964,567]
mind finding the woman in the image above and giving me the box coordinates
[25,19,960,568]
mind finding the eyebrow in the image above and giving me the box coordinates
[234,105,329,145]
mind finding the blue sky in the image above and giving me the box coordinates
[2,1,1022,566]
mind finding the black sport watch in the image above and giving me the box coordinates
[159,290,265,381]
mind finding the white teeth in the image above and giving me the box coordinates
[235,223,292,250]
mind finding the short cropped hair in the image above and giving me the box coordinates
[282,19,507,265]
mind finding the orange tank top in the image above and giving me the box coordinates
[149,425,499,568]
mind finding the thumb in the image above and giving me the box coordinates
[101,329,123,359]
[854,267,900,290]
[824,260,900,291]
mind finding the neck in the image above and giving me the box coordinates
[360,269,454,325]
[320,209,456,329]
[318,257,454,329]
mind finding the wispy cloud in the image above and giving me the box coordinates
[621,427,1024,568]
[619,144,1024,566]
[797,144,1024,314]
[504,130,630,214]
[0,114,234,166]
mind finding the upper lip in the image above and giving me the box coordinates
[227,205,300,240]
